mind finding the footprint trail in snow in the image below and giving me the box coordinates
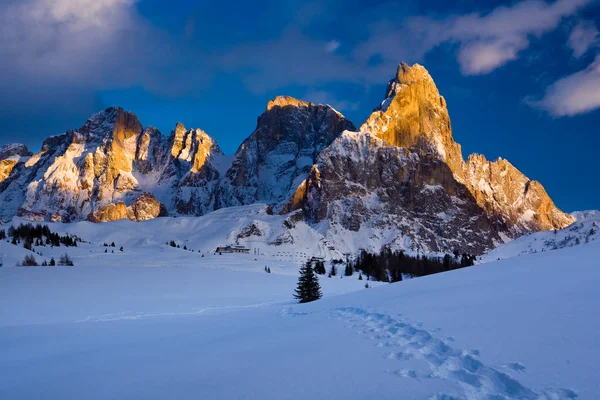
[332,307,577,400]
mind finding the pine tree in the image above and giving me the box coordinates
[49,257,56,266]
[294,261,322,303]
[344,263,353,276]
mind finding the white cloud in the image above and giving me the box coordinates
[568,20,599,58]
[325,40,341,53]
[530,56,600,116]
[408,0,592,75]
[0,0,212,111]
[457,39,527,75]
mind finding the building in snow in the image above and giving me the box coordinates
[215,245,250,254]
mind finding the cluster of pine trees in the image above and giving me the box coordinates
[4,223,80,248]
[19,253,74,267]
[351,248,476,282]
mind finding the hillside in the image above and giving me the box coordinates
[482,211,599,262]
[1,228,598,399]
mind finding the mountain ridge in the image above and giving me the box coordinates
[0,63,574,254]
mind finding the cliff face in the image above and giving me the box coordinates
[220,96,355,210]
[464,154,574,235]
[0,144,31,184]
[362,63,465,180]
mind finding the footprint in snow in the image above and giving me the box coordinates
[333,307,578,400]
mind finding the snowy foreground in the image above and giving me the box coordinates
[1,220,600,399]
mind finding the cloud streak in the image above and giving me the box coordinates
[530,56,600,117]
[408,0,592,75]
[568,20,599,58]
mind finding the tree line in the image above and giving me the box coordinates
[2,223,80,248]
[351,248,476,282]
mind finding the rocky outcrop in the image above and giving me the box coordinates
[88,192,167,222]
[166,123,226,216]
[221,96,355,210]
[464,154,574,235]
[0,144,31,184]
[87,201,129,223]
[127,192,167,221]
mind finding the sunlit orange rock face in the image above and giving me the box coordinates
[88,192,165,222]
[464,154,574,232]
[0,159,19,183]
[362,64,464,181]
[362,63,573,233]
[0,144,31,183]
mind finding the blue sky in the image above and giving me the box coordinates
[0,0,599,212]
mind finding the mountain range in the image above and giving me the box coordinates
[0,63,574,255]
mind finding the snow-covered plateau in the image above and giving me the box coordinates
[1,210,599,399]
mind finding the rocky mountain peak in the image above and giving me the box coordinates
[221,96,355,209]
[169,122,223,173]
[79,106,142,142]
[361,63,465,179]
[266,96,310,111]
[393,62,433,86]
[0,143,31,159]
[0,143,31,184]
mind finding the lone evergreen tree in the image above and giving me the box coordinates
[294,261,322,303]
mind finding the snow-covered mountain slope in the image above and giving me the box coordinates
[1,232,598,399]
[571,210,599,221]
[0,203,401,267]
[482,211,600,262]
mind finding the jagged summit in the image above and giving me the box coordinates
[393,62,432,85]
[0,143,31,159]
[221,95,355,209]
[266,96,311,111]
